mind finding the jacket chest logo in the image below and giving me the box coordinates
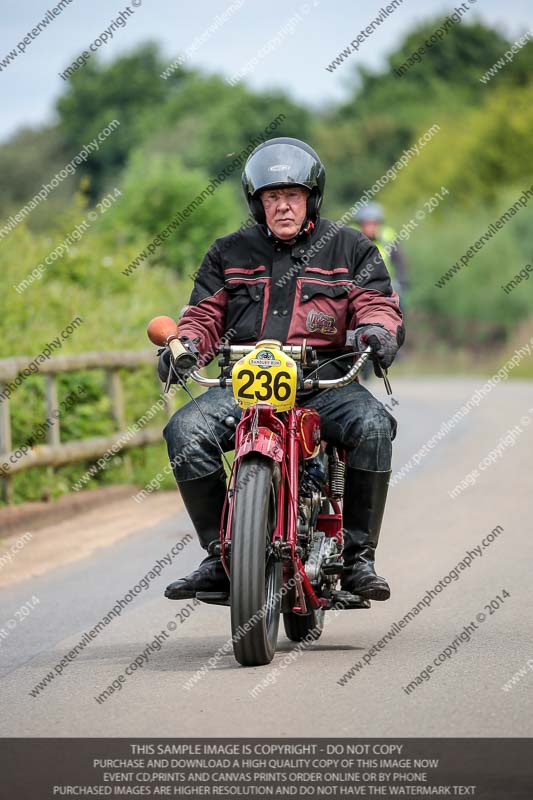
[306,309,337,335]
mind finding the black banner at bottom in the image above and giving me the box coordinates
[2,739,532,799]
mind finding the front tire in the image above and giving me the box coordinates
[230,454,281,666]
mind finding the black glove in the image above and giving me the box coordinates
[349,324,399,375]
[157,337,199,384]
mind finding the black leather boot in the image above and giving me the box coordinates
[165,468,230,600]
[340,467,391,601]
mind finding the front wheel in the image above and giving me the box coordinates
[230,454,281,666]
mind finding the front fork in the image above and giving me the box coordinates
[219,404,285,578]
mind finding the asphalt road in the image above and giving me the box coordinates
[1,377,532,737]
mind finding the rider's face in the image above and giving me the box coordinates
[261,187,309,240]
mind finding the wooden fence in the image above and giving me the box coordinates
[0,350,173,504]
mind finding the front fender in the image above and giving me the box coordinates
[235,427,284,463]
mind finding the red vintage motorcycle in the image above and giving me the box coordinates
[148,316,373,667]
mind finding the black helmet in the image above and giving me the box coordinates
[242,137,326,225]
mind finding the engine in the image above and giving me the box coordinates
[298,452,343,588]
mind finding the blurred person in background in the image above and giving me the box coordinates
[353,203,409,300]
[353,203,408,379]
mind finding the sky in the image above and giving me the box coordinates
[1,0,531,142]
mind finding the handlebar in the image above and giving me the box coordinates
[145,317,374,392]
[188,344,373,390]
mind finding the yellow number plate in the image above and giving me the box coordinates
[232,343,297,412]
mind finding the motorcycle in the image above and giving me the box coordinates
[148,316,375,667]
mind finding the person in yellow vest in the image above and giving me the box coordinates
[353,203,408,298]
[353,203,408,379]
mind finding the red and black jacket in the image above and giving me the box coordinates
[178,218,404,380]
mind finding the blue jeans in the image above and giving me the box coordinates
[163,383,396,483]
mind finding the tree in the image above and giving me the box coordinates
[106,152,242,274]
[0,125,73,225]
[137,73,312,181]
[56,43,185,197]
[315,18,528,213]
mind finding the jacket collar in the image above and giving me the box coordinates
[262,217,318,250]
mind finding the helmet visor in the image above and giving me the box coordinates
[244,143,321,196]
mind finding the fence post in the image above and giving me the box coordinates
[44,374,60,446]
[105,368,133,480]
[44,373,60,497]
[105,369,126,430]
[0,389,13,504]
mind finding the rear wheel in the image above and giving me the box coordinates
[283,604,325,642]
[230,454,281,666]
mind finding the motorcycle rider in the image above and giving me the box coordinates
[160,138,404,603]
